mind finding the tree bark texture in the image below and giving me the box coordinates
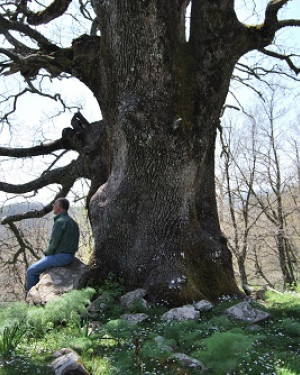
[84,0,250,303]
[0,0,297,303]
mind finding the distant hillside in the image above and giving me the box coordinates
[0,201,44,218]
[0,202,50,236]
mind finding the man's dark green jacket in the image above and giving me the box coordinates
[45,211,79,256]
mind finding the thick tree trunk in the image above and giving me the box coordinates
[88,129,240,303]
[85,0,245,303]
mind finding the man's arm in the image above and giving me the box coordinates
[45,220,66,256]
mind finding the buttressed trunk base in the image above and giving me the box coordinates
[84,0,242,305]
[87,119,241,304]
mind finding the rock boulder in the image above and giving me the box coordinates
[119,288,148,310]
[161,305,200,321]
[52,348,89,375]
[224,301,270,324]
[26,258,88,305]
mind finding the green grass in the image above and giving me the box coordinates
[0,288,300,374]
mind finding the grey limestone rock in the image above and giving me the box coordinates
[120,313,149,324]
[193,300,213,312]
[161,305,200,321]
[119,288,148,310]
[168,353,207,372]
[26,258,88,305]
[224,301,270,324]
[51,348,89,375]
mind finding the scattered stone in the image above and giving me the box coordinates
[193,300,213,312]
[51,348,89,375]
[121,313,149,324]
[119,289,148,310]
[161,305,200,321]
[26,258,88,305]
[168,353,207,372]
[53,348,75,358]
[224,301,270,324]
[219,295,232,301]
[87,295,111,320]
[88,321,102,332]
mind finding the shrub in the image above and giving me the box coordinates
[97,273,124,300]
[277,368,298,375]
[0,302,28,331]
[0,323,26,359]
[101,319,136,341]
[158,320,202,351]
[193,328,258,374]
[280,318,300,337]
[266,291,300,318]
[25,288,95,337]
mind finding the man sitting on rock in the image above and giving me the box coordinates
[26,197,80,291]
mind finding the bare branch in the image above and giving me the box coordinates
[6,222,39,262]
[0,26,36,54]
[1,180,76,225]
[259,48,300,75]
[0,15,59,51]
[277,18,300,29]
[0,87,30,121]
[264,0,290,29]
[26,0,73,26]
[0,46,72,78]
[0,138,67,157]
[0,157,85,196]
[245,0,300,51]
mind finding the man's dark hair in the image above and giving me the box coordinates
[56,198,70,211]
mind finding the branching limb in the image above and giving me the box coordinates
[264,0,290,29]
[0,26,36,54]
[0,138,68,157]
[24,77,66,104]
[42,150,69,175]
[0,46,72,78]
[244,0,300,51]
[0,15,59,51]
[6,222,40,262]
[259,48,300,75]
[79,0,94,21]
[277,19,300,28]
[236,61,300,82]
[232,74,267,100]
[0,157,85,196]
[26,0,73,26]
[1,179,76,225]
[0,88,30,121]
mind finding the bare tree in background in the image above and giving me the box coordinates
[0,1,299,303]
[218,87,300,290]
[253,90,298,288]
[0,203,48,300]
[217,114,264,288]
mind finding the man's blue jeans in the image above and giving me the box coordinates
[26,253,75,291]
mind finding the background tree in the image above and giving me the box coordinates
[218,86,300,290]
[250,89,298,288]
[217,113,263,288]
[0,1,300,303]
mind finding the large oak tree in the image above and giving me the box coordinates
[0,0,299,304]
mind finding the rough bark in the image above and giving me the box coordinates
[85,0,247,303]
[1,0,297,304]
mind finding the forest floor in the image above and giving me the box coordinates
[0,284,299,375]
